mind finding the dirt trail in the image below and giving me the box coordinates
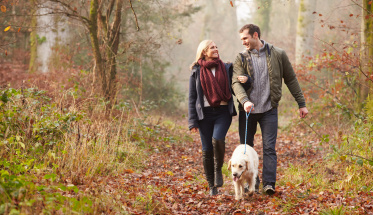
[96,128,329,214]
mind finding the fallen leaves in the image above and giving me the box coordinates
[4,26,11,32]
[123,169,134,174]
[166,171,173,176]
[58,128,373,214]
[1,5,6,12]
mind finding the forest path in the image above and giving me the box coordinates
[98,127,328,214]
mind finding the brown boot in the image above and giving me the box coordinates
[212,138,225,187]
[202,150,217,195]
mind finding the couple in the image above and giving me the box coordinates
[188,24,309,196]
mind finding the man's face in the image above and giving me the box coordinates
[240,29,257,50]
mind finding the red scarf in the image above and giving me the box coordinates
[198,58,232,107]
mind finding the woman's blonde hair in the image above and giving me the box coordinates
[190,39,213,70]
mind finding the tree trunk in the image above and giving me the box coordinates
[254,0,272,38]
[36,2,58,73]
[295,0,317,65]
[359,0,373,107]
[106,0,122,101]
[200,0,215,40]
[88,0,107,97]
[221,0,239,61]
[89,0,123,103]
[29,1,38,73]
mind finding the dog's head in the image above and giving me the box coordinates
[228,157,249,182]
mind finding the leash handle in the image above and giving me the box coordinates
[244,106,253,154]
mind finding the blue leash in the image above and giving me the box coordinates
[244,106,253,154]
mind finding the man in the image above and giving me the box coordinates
[232,24,308,195]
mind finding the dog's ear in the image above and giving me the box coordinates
[246,161,250,171]
[228,160,231,171]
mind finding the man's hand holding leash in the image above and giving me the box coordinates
[243,101,255,113]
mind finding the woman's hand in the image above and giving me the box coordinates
[238,75,248,83]
[190,127,199,133]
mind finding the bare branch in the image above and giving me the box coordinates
[129,0,139,31]
[299,75,360,118]
[315,37,373,84]
[0,40,17,49]
[301,118,323,139]
[345,153,373,163]
[43,0,90,24]
[107,0,116,25]
[350,0,373,15]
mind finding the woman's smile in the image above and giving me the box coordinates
[204,42,219,61]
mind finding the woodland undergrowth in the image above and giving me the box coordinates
[0,59,372,213]
[0,70,188,214]
[280,96,373,214]
[278,52,373,214]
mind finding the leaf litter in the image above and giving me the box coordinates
[74,127,372,214]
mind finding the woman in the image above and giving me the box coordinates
[188,40,237,196]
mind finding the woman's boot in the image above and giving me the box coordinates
[202,150,217,195]
[212,138,225,187]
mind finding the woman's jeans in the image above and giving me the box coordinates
[198,105,232,151]
[238,108,278,187]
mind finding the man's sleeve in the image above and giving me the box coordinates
[232,54,251,105]
[281,50,306,108]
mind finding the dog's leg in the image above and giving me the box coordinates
[239,183,245,199]
[234,182,242,200]
[247,174,255,196]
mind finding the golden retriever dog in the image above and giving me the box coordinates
[228,144,259,200]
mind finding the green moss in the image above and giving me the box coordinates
[298,16,304,25]
[29,4,37,73]
[299,0,306,12]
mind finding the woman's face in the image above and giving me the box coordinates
[204,42,219,61]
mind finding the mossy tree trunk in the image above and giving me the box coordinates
[295,0,316,65]
[358,0,373,107]
[46,0,125,104]
[29,0,37,73]
[88,0,123,103]
[88,0,106,98]
[104,0,122,101]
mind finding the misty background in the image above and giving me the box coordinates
[163,0,361,125]
[1,1,372,213]
[0,0,366,126]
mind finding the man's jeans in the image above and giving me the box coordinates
[198,105,232,151]
[238,108,278,187]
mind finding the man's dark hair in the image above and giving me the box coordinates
[239,24,261,39]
